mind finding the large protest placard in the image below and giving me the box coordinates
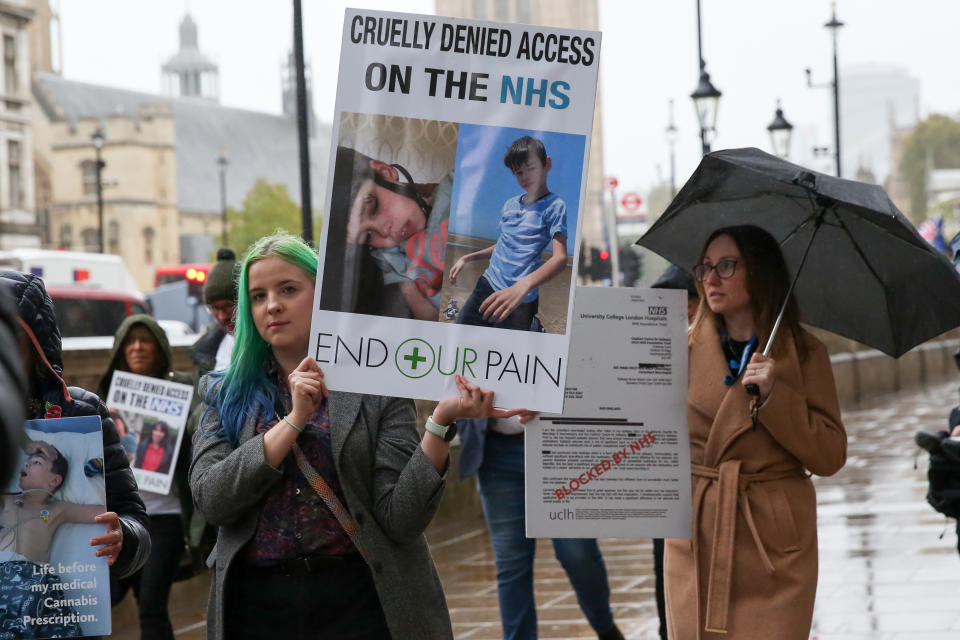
[0,416,111,638]
[105,371,193,495]
[525,286,692,538]
[310,9,601,411]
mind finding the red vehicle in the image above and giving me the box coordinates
[48,286,152,338]
[154,264,211,289]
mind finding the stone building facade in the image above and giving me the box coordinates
[28,11,329,291]
[31,91,179,287]
[0,0,39,248]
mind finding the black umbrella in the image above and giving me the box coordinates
[636,147,960,359]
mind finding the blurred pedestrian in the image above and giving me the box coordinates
[186,248,238,578]
[98,315,197,640]
[457,316,625,640]
[192,247,238,377]
[652,263,699,324]
[916,423,960,556]
[0,271,151,622]
[914,348,960,554]
[650,262,699,640]
[915,426,960,459]
[914,370,960,460]
[190,232,523,640]
[665,226,847,639]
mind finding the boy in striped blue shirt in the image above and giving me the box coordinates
[450,136,568,331]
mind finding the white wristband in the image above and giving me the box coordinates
[282,415,304,434]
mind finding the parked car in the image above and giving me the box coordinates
[47,286,152,338]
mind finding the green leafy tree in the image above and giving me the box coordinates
[224,178,322,256]
[899,114,960,222]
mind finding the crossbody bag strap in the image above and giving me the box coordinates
[290,442,369,562]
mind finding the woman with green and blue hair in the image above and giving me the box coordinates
[189,232,526,640]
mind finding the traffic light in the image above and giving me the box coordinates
[594,249,613,281]
[585,247,614,282]
[186,267,207,301]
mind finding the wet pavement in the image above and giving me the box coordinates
[111,379,960,638]
[808,379,960,640]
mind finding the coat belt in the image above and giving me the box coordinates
[689,461,804,637]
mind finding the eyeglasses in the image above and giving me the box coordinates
[693,259,738,282]
[206,302,235,316]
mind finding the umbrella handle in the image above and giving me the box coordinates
[760,211,826,359]
[745,383,760,396]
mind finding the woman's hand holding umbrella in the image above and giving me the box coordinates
[742,353,775,403]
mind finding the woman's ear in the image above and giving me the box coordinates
[369,159,399,182]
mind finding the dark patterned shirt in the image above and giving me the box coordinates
[243,379,356,564]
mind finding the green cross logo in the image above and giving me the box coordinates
[395,338,436,379]
[403,347,428,370]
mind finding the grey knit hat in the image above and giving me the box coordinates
[203,248,238,304]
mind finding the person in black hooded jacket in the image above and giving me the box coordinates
[0,270,150,585]
[0,285,26,486]
[97,313,198,640]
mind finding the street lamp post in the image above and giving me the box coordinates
[691,0,722,156]
[217,149,228,247]
[767,100,794,159]
[826,4,843,177]
[806,2,844,177]
[665,99,678,197]
[91,128,106,253]
[293,0,313,244]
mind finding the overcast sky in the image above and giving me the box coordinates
[58,0,960,201]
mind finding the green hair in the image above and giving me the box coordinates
[207,232,318,445]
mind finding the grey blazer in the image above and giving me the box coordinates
[189,376,453,640]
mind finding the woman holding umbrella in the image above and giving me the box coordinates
[665,225,847,640]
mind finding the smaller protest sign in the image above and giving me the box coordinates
[105,371,193,496]
[0,416,111,639]
[525,286,691,538]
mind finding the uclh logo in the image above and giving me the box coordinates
[314,332,563,387]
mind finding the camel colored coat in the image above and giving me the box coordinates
[665,319,846,640]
